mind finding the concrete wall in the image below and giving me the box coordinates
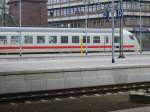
[0,66,150,94]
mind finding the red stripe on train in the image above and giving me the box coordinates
[0,45,134,49]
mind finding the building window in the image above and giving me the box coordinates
[72,36,79,43]
[24,36,33,44]
[49,11,54,17]
[37,36,45,44]
[61,36,68,43]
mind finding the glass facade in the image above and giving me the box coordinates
[48,1,150,31]
[48,2,150,18]
[0,0,9,26]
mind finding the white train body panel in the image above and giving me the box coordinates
[0,27,140,53]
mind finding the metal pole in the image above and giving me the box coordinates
[1,0,4,26]
[19,0,22,57]
[20,0,22,27]
[85,0,88,55]
[139,0,142,54]
[118,0,125,58]
[3,0,6,26]
[1,0,6,26]
[85,0,88,29]
[112,0,115,63]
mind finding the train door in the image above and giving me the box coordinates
[104,35,111,52]
[103,35,106,52]
[0,35,8,54]
[114,36,120,51]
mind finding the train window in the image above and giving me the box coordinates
[105,36,109,43]
[11,36,20,44]
[93,36,101,43]
[61,36,68,43]
[114,36,120,43]
[49,36,57,43]
[37,36,45,44]
[72,36,79,43]
[0,36,7,45]
[24,36,33,44]
[83,36,90,43]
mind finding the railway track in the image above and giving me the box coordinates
[0,82,150,104]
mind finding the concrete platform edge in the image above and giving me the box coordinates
[1,64,150,76]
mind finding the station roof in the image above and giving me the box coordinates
[0,27,126,34]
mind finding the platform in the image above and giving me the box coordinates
[0,52,150,74]
[111,106,150,112]
[1,53,150,94]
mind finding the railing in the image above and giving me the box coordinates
[48,0,83,6]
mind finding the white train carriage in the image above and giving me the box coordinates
[0,27,140,54]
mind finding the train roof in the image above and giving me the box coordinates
[0,27,130,34]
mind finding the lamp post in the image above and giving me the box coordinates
[2,0,6,26]
[139,0,142,54]
[118,0,125,58]
[19,0,22,57]
[1,0,6,26]
[112,0,115,63]
[84,0,89,55]
[19,0,22,27]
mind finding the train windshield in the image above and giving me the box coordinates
[129,35,135,40]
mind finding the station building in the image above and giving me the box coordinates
[47,0,150,50]
[0,0,10,26]
[8,0,48,27]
